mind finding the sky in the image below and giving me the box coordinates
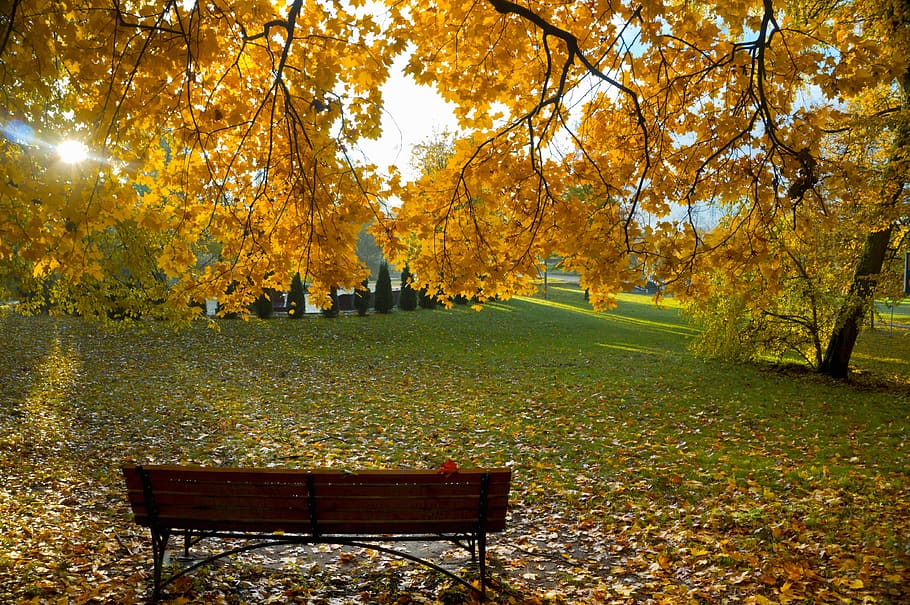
[354,54,459,180]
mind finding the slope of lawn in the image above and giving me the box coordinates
[1,285,908,604]
[875,299,910,329]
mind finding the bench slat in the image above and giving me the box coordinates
[132,465,505,482]
[132,517,502,535]
[128,500,509,522]
[138,492,508,512]
[126,468,508,497]
[128,481,506,499]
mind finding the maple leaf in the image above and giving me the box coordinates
[438,459,459,475]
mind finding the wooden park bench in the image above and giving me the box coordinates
[122,464,511,602]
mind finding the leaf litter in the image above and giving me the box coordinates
[1,308,908,604]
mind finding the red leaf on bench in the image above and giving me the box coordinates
[437,459,458,476]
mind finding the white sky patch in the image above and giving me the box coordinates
[356,52,459,180]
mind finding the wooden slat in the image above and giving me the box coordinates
[141,493,491,514]
[150,491,308,508]
[128,498,508,531]
[313,495,502,513]
[313,519,485,534]
[130,506,508,531]
[135,465,504,480]
[125,480,507,503]
[136,481,492,500]
[126,465,509,486]
[156,517,314,533]
[128,515,508,534]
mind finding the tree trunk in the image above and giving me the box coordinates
[819,228,894,378]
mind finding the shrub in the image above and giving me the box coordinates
[419,286,437,310]
[253,291,274,319]
[355,277,371,316]
[287,272,307,318]
[399,265,418,311]
[321,287,339,318]
[374,261,393,313]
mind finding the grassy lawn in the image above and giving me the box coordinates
[1,285,908,604]
[876,299,910,328]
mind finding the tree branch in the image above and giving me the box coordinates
[0,0,20,59]
[485,0,650,251]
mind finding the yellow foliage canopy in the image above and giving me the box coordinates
[0,0,907,318]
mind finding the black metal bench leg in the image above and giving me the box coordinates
[478,532,487,601]
[150,528,170,603]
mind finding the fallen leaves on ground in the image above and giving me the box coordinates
[1,309,908,604]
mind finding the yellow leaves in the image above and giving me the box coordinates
[389,131,554,301]
[159,242,196,279]
[609,581,637,597]
[775,580,802,604]
[32,256,61,279]
[2,0,906,322]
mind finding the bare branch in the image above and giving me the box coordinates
[0,0,20,59]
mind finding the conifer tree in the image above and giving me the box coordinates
[399,265,418,310]
[253,291,274,319]
[287,272,307,319]
[321,287,339,318]
[419,286,437,310]
[355,277,371,316]
[374,262,394,313]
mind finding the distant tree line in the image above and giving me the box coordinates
[248,262,457,319]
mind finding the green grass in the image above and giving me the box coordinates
[1,285,908,603]
[876,298,910,327]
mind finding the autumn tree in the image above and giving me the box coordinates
[378,0,909,377]
[686,79,910,369]
[2,0,908,375]
[1,0,403,320]
[410,129,455,178]
[819,55,910,376]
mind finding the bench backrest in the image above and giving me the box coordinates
[122,465,511,535]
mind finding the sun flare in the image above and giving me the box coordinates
[57,139,88,164]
